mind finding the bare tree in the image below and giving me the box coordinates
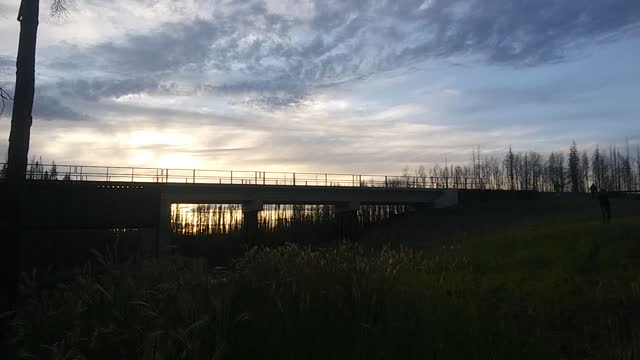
[0,150,7,179]
[637,145,640,191]
[592,147,603,189]
[504,146,516,190]
[581,151,590,190]
[529,151,543,191]
[402,141,636,193]
[0,88,13,116]
[568,141,581,192]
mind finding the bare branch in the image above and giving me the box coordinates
[0,87,13,116]
[50,0,69,21]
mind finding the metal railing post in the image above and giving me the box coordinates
[106,167,109,181]
[293,172,296,186]
[131,168,134,182]
[325,173,328,186]
[255,171,257,184]
[165,169,169,183]
[385,176,388,188]
[230,171,233,184]
[263,172,266,185]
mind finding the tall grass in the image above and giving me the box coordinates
[5,215,640,359]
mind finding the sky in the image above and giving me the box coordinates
[0,0,639,174]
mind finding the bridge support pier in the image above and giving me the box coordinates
[336,201,360,242]
[157,197,172,256]
[243,200,263,244]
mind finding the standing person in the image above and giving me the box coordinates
[590,183,598,199]
[598,190,611,224]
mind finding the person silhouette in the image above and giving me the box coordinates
[590,183,598,199]
[598,189,611,224]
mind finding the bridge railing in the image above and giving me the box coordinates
[3,163,486,189]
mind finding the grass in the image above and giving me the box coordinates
[3,195,640,359]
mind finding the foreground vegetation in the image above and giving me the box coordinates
[3,195,640,359]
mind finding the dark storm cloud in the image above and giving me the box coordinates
[46,0,640,109]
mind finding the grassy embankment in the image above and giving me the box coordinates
[4,193,640,359]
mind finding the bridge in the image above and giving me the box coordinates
[2,163,471,255]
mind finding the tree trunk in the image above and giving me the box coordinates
[3,0,39,312]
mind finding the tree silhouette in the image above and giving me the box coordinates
[3,0,69,312]
[504,146,516,190]
[569,141,580,193]
[637,145,640,191]
[394,141,637,193]
[50,160,58,180]
[581,151,590,191]
[592,147,603,189]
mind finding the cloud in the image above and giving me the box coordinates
[0,83,88,121]
[0,56,14,83]
[0,3,13,19]
[39,0,640,109]
[55,78,161,101]
[33,93,88,121]
[0,55,12,68]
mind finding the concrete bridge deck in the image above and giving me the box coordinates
[148,182,454,206]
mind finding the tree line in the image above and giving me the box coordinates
[0,156,71,181]
[398,142,640,192]
[2,141,639,192]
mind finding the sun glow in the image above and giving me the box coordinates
[124,130,190,147]
[120,130,202,169]
[157,154,201,170]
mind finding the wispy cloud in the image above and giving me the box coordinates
[0,0,639,172]
[36,0,640,108]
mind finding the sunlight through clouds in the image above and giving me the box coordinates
[0,0,639,174]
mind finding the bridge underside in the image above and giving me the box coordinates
[2,181,458,255]
[138,181,448,205]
